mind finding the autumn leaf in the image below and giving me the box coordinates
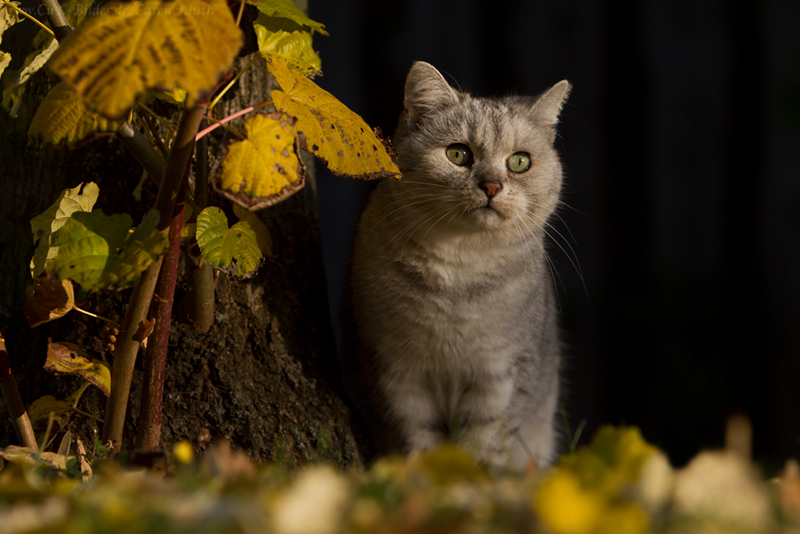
[214,112,305,210]
[27,382,90,428]
[267,56,401,180]
[45,342,111,396]
[30,182,100,278]
[196,207,262,277]
[0,446,72,470]
[2,32,58,116]
[28,81,119,145]
[0,1,20,79]
[48,0,243,119]
[24,278,76,327]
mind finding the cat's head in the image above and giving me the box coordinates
[391,62,570,238]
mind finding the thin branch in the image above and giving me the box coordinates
[201,115,246,140]
[116,123,167,183]
[234,0,246,27]
[4,1,54,36]
[72,306,120,328]
[196,100,273,141]
[140,110,170,158]
[102,103,208,446]
[136,102,177,138]
[0,332,38,449]
[208,55,260,112]
[135,176,188,450]
[35,0,70,40]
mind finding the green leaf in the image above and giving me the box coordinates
[30,182,100,278]
[104,209,167,287]
[45,209,167,292]
[247,0,327,35]
[230,222,261,276]
[47,210,133,290]
[254,15,321,74]
[196,207,262,277]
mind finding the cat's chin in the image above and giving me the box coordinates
[463,205,510,230]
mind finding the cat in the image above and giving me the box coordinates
[342,61,570,469]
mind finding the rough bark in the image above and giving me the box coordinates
[0,10,364,468]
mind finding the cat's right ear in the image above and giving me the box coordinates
[404,62,459,122]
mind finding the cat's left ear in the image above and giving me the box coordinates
[531,80,571,125]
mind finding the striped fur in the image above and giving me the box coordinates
[344,62,570,469]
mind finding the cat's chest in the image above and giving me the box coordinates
[374,247,534,373]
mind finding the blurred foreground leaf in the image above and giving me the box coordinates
[48,0,243,118]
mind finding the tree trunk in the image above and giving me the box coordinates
[0,4,364,468]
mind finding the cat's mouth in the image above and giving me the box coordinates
[469,202,505,219]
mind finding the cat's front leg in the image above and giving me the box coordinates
[455,376,515,464]
[382,378,446,451]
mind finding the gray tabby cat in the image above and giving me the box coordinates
[344,62,570,469]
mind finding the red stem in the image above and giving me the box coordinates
[134,177,188,451]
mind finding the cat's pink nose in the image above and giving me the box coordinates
[480,181,502,198]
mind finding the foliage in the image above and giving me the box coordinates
[48,0,243,119]
[268,55,402,180]
[195,206,262,276]
[214,112,305,209]
[27,81,119,145]
[1,426,798,534]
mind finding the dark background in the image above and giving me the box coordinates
[308,0,800,470]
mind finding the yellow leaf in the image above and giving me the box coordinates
[49,0,243,119]
[24,278,75,327]
[267,56,401,180]
[213,112,305,210]
[28,81,119,145]
[44,342,111,396]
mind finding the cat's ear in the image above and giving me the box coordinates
[404,62,459,121]
[531,80,571,125]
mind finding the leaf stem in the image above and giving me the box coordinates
[234,0,246,27]
[0,332,38,449]
[4,1,55,37]
[102,105,207,446]
[196,100,273,141]
[72,306,120,327]
[208,55,261,112]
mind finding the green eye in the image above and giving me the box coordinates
[446,144,472,166]
[507,152,531,173]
